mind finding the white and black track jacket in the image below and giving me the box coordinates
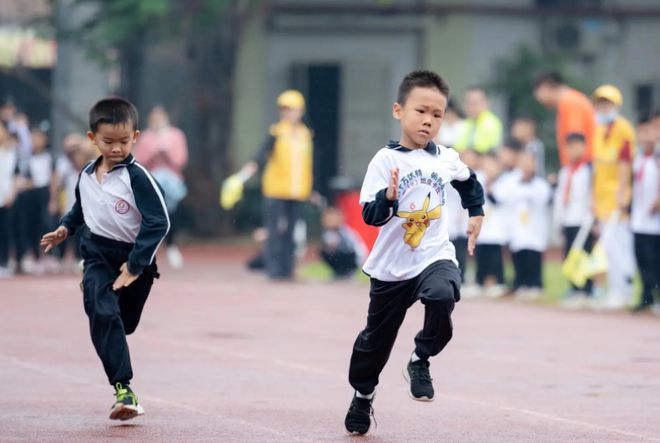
[61,154,170,275]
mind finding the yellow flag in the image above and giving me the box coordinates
[586,241,608,277]
[220,174,245,210]
[562,247,591,288]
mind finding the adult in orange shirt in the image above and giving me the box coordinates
[533,71,595,167]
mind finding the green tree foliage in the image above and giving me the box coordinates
[490,45,572,173]
[69,0,262,235]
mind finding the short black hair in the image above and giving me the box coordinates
[501,138,524,152]
[513,114,537,125]
[465,85,489,96]
[446,99,465,118]
[89,97,139,133]
[651,109,660,120]
[565,132,586,144]
[534,71,564,89]
[397,70,449,105]
[638,112,654,126]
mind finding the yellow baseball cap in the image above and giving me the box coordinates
[277,90,305,110]
[592,84,623,106]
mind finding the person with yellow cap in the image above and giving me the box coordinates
[222,89,314,280]
[591,84,636,309]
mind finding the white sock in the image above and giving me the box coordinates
[355,390,375,400]
[411,352,421,363]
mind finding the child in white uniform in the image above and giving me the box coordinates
[631,116,660,311]
[476,152,508,297]
[553,133,594,297]
[493,151,551,298]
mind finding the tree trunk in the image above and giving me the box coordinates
[183,7,245,236]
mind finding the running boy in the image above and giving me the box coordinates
[344,71,484,435]
[41,98,169,421]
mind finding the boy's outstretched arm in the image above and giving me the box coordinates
[42,172,86,253]
[60,176,85,236]
[362,168,399,226]
[41,226,69,253]
[451,168,485,256]
[126,165,170,277]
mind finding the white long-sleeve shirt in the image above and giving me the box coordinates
[476,172,508,245]
[553,162,592,228]
[493,174,551,252]
[359,142,483,281]
[631,153,660,235]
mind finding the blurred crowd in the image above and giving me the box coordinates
[441,73,660,313]
[0,99,188,279]
[2,73,659,314]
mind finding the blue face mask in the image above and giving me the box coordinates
[596,110,618,125]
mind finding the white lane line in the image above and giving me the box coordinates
[439,392,660,443]
[149,336,660,442]
[472,352,660,386]
[0,353,308,442]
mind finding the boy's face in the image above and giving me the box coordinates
[30,130,48,153]
[459,149,480,170]
[322,209,344,230]
[518,152,537,178]
[652,116,660,144]
[566,140,586,163]
[481,155,501,181]
[637,122,655,151]
[498,147,517,169]
[393,86,447,149]
[88,122,140,166]
[279,106,304,124]
[511,119,535,141]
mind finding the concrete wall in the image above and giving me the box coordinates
[52,0,109,148]
[266,31,418,180]
[230,2,660,182]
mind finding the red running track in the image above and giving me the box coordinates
[1,246,659,442]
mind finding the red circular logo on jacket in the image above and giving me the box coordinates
[115,199,130,214]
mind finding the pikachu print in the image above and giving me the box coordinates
[397,193,442,249]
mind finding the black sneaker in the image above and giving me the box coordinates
[344,393,375,435]
[109,382,144,421]
[404,359,434,401]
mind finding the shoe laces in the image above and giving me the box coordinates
[351,397,377,428]
[114,382,132,402]
[411,361,433,383]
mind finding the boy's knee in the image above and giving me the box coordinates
[423,283,457,306]
[123,322,138,335]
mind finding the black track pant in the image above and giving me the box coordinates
[511,249,543,289]
[0,207,9,267]
[81,233,158,385]
[321,250,357,277]
[452,236,468,282]
[562,226,594,294]
[349,260,461,395]
[475,243,504,285]
[263,198,301,279]
[634,233,660,306]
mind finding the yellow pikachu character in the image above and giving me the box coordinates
[397,193,442,249]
